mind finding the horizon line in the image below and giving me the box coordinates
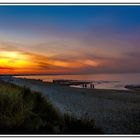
[0,72,140,76]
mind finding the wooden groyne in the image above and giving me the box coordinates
[53,79,94,88]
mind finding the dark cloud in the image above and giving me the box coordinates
[125,52,140,58]
[0,66,14,70]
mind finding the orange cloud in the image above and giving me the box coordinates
[0,49,101,75]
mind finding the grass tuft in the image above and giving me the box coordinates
[0,80,103,134]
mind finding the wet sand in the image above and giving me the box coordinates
[3,77,140,134]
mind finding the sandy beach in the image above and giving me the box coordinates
[2,77,140,134]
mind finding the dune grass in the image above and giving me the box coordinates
[0,80,102,134]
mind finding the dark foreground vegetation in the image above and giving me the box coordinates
[0,80,102,134]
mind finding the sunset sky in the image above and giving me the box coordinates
[0,6,140,75]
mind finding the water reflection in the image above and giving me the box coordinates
[16,73,140,90]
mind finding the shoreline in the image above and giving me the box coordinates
[1,76,140,134]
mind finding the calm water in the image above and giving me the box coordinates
[16,73,140,90]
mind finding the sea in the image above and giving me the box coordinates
[15,73,140,90]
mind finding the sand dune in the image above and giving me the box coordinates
[3,77,140,134]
